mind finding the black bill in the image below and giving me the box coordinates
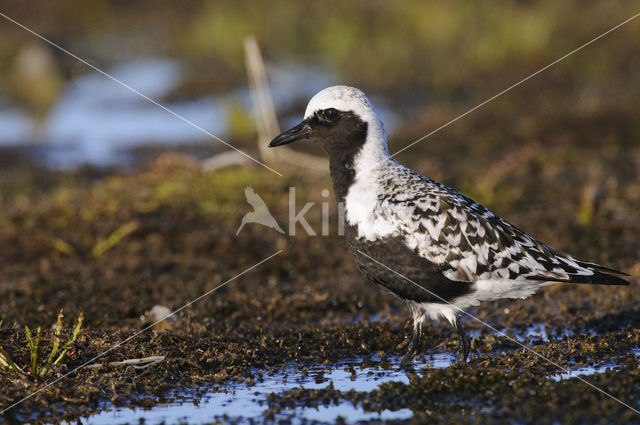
[268,120,313,147]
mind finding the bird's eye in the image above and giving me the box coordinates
[319,108,340,122]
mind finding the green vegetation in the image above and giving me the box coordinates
[91,220,139,257]
[0,310,83,378]
[3,2,639,103]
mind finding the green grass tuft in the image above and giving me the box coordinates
[0,309,84,378]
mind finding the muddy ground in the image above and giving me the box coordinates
[0,81,639,425]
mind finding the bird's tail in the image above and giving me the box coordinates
[573,260,631,286]
[528,260,630,286]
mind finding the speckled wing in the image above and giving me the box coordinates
[377,168,629,285]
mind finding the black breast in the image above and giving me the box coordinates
[344,225,473,304]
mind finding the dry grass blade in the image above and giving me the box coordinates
[0,345,26,375]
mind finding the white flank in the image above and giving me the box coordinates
[418,279,554,324]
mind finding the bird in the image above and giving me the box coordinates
[268,85,630,366]
[236,186,285,236]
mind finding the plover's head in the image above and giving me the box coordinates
[269,86,388,164]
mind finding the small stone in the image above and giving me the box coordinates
[140,305,176,331]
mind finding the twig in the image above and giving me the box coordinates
[243,35,328,174]
[85,356,165,370]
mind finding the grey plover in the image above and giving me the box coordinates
[269,85,630,365]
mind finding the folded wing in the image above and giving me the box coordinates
[381,174,629,286]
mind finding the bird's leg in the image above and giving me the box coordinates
[453,317,470,363]
[401,319,423,368]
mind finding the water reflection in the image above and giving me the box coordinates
[84,354,453,424]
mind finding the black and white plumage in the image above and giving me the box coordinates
[269,85,630,365]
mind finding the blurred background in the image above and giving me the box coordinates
[1,1,638,169]
[0,0,639,324]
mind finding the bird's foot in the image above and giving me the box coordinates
[400,345,417,369]
[457,343,469,363]
[400,322,423,369]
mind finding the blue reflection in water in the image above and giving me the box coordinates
[84,354,453,424]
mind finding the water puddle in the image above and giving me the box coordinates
[0,57,400,170]
[496,324,574,344]
[550,347,639,381]
[524,323,550,342]
[550,363,619,381]
[83,353,454,424]
[0,106,33,146]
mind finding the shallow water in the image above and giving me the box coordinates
[81,345,636,424]
[79,327,638,424]
[550,363,619,381]
[0,59,331,168]
[0,106,33,146]
[0,57,400,170]
[83,354,453,424]
[551,347,640,381]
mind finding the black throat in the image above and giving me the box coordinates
[317,113,368,203]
